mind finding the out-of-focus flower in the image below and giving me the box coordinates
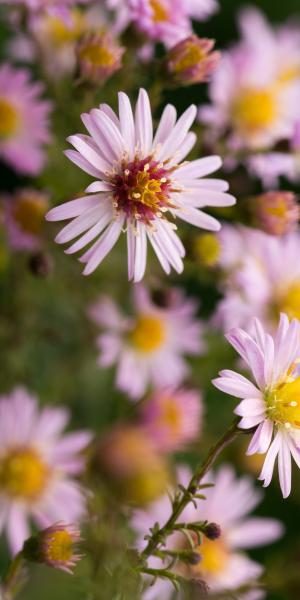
[4,188,49,252]
[140,386,203,452]
[214,314,300,498]
[132,465,283,598]
[215,226,300,331]
[88,285,204,399]
[245,191,299,236]
[46,88,235,281]
[95,425,170,505]
[166,36,220,86]
[199,9,300,151]
[128,0,218,47]
[77,31,124,84]
[0,387,92,554]
[23,523,82,574]
[6,0,90,11]
[193,232,221,267]
[0,64,51,175]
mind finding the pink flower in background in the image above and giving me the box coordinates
[215,226,300,332]
[4,188,49,252]
[0,64,51,175]
[140,386,203,451]
[88,285,204,399]
[213,314,300,498]
[46,88,235,281]
[128,0,218,47]
[0,388,92,554]
[132,465,283,598]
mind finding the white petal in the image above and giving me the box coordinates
[153,104,177,147]
[259,431,281,487]
[85,181,112,193]
[174,206,220,231]
[173,132,196,163]
[134,221,147,282]
[55,205,104,244]
[127,225,136,280]
[67,135,110,174]
[235,398,265,417]
[247,419,273,454]
[278,434,292,498]
[158,105,197,162]
[135,88,153,155]
[65,208,112,254]
[147,229,171,274]
[46,195,100,221]
[81,113,115,163]
[118,91,135,159]
[64,149,104,178]
[90,109,125,160]
[83,217,124,275]
[176,155,222,179]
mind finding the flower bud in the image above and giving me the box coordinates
[166,36,220,86]
[203,522,221,541]
[246,191,299,236]
[23,523,82,574]
[77,32,124,84]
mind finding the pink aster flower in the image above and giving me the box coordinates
[128,0,218,48]
[140,386,203,452]
[23,522,82,574]
[88,285,204,399]
[0,64,51,175]
[0,387,92,554]
[132,465,283,598]
[213,314,300,498]
[46,88,235,281]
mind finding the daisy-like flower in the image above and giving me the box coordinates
[0,64,51,175]
[132,465,283,598]
[140,386,203,452]
[77,31,124,84]
[23,522,82,574]
[213,314,300,498]
[0,387,92,554]
[166,36,220,87]
[4,188,49,252]
[46,88,235,282]
[88,285,204,399]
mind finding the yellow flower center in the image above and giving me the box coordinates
[150,0,169,22]
[197,537,229,575]
[46,530,74,563]
[277,282,300,321]
[157,396,182,435]
[13,193,48,235]
[79,43,115,68]
[129,315,166,353]
[173,43,205,73]
[266,377,300,429]
[278,65,300,84]
[0,98,19,139]
[46,11,84,45]
[0,448,49,500]
[232,88,277,135]
[193,233,220,267]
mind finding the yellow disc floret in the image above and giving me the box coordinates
[0,98,19,139]
[266,377,300,429]
[0,448,49,500]
[277,282,300,321]
[150,0,169,22]
[13,192,48,235]
[46,530,74,563]
[130,315,166,352]
[232,88,277,135]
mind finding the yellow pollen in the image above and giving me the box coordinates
[129,314,165,352]
[46,530,74,563]
[130,171,165,211]
[232,88,277,135]
[79,44,115,67]
[266,377,300,428]
[150,0,169,22]
[0,98,19,139]
[46,11,84,45]
[173,43,205,73]
[13,193,48,235]
[277,282,300,321]
[0,448,49,500]
[190,538,229,577]
[193,233,220,267]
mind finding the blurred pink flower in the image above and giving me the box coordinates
[128,0,218,48]
[4,188,49,252]
[132,464,283,598]
[24,522,82,573]
[140,386,203,451]
[0,387,92,554]
[88,285,204,399]
[0,64,51,175]
[46,88,235,281]
[213,314,300,498]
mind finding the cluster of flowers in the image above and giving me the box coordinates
[1,0,300,598]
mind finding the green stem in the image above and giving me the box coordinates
[2,552,26,600]
[141,419,240,560]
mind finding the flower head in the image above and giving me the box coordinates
[245,191,299,236]
[0,388,92,554]
[166,36,220,86]
[132,465,283,597]
[88,285,204,399]
[140,386,203,451]
[213,314,300,498]
[23,523,82,574]
[77,31,124,84]
[0,64,51,175]
[4,188,49,252]
[46,88,235,281]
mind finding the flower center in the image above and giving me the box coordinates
[266,377,300,429]
[46,530,74,563]
[173,43,205,73]
[79,43,115,67]
[46,11,84,46]
[111,157,175,224]
[277,282,300,321]
[193,233,221,267]
[129,314,166,352]
[13,192,48,235]
[157,396,182,435]
[196,537,229,575]
[232,88,277,135]
[150,0,169,22]
[0,448,49,500]
[0,98,19,139]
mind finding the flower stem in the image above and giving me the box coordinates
[2,552,26,600]
[141,419,240,560]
